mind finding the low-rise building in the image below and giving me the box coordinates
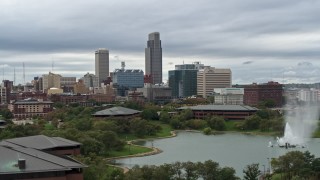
[214,88,244,105]
[0,135,81,156]
[241,81,283,107]
[178,104,258,120]
[8,99,53,120]
[92,106,141,119]
[0,135,85,180]
[137,83,172,103]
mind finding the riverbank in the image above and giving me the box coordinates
[105,130,177,172]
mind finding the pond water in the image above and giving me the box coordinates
[116,131,320,176]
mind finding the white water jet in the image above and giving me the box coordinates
[276,102,319,147]
[277,122,303,146]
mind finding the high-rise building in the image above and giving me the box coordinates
[42,72,61,91]
[60,77,76,93]
[168,62,204,98]
[112,62,144,96]
[95,48,109,86]
[145,32,162,84]
[197,67,232,98]
[81,73,99,88]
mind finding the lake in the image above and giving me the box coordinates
[115,131,320,176]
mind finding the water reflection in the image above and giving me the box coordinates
[116,131,320,176]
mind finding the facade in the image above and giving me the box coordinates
[145,32,162,84]
[137,83,172,102]
[0,87,7,104]
[9,92,47,101]
[178,105,258,120]
[169,63,203,98]
[74,79,89,94]
[47,87,63,95]
[42,72,61,91]
[61,77,76,93]
[112,67,144,96]
[1,80,13,104]
[112,69,144,88]
[50,94,89,105]
[175,62,205,70]
[298,89,319,102]
[8,99,53,120]
[214,88,244,105]
[197,67,232,98]
[81,72,99,88]
[127,91,145,103]
[95,48,109,86]
[242,81,283,107]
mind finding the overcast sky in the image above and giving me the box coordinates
[1,0,320,85]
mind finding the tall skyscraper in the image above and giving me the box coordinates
[145,32,162,84]
[95,48,109,86]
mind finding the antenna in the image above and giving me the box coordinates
[2,65,4,81]
[23,62,25,85]
[121,61,125,70]
[14,67,16,86]
[51,58,54,72]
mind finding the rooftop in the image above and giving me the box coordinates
[12,99,53,104]
[0,145,85,175]
[0,135,81,150]
[92,106,141,116]
[177,104,258,111]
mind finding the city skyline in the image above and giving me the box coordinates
[1,0,320,84]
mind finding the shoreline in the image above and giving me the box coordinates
[105,130,177,172]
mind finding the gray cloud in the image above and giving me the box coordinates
[1,0,320,84]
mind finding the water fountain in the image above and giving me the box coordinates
[276,122,302,148]
[274,103,319,148]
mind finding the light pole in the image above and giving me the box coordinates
[267,158,271,173]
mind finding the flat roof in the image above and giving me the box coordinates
[0,145,85,175]
[0,135,81,150]
[92,106,141,116]
[177,104,258,111]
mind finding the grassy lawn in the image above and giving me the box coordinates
[225,120,240,131]
[107,144,152,158]
[119,121,173,141]
[151,121,172,137]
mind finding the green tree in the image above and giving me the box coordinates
[80,137,104,155]
[185,119,207,130]
[197,160,220,180]
[182,161,199,180]
[243,163,261,180]
[243,115,261,130]
[203,127,212,135]
[206,116,226,131]
[74,118,93,131]
[93,120,118,132]
[177,109,194,121]
[0,109,13,119]
[159,111,170,123]
[141,108,159,120]
[97,131,125,152]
